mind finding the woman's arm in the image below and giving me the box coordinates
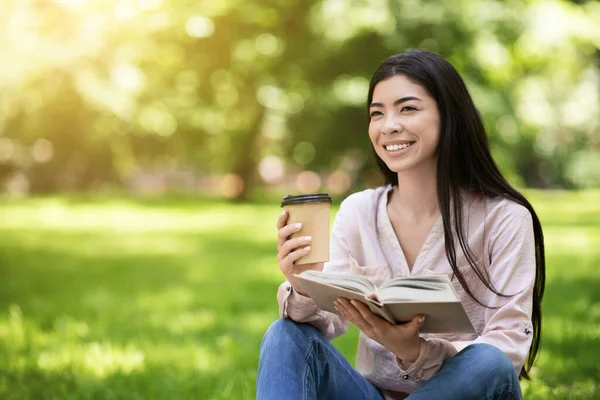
[396,208,536,383]
[276,198,355,341]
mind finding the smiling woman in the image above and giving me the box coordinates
[368,77,440,176]
[258,49,546,400]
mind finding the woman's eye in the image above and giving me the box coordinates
[401,106,417,112]
[370,111,383,118]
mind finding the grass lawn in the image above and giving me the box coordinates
[0,190,599,399]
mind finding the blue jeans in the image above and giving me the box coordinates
[257,319,522,400]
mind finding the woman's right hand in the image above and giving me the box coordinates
[277,210,324,296]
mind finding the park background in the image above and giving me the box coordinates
[0,0,599,398]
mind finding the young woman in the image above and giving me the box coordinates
[257,50,545,400]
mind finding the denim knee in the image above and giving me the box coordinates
[261,318,319,351]
[463,343,518,383]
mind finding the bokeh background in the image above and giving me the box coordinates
[0,0,599,399]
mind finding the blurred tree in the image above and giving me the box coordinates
[0,0,598,198]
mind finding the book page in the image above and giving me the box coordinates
[376,286,457,302]
[378,274,449,288]
[298,270,377,294]
[376,275,457,302]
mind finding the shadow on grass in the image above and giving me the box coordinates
[0,228,280,400]
[0,229,280,326]
[0,361,257,400]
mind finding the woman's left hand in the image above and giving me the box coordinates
[334,297,424,363]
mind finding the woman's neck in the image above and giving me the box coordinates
[390,166,439,220]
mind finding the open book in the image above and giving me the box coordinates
[294,271,475,334]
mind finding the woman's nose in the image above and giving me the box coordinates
[381,116,402,135]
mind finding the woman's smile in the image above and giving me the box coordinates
[382,141,416,156]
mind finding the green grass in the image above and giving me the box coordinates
[0,190,599,399]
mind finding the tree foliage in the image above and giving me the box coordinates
[0,0,599,198]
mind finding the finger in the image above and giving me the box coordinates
[276,210,288,231]
[397,314,425,333]
[351,300,390,328]
[412,314,426,328]
[334,299,347,317]
[334,299,358,325]
[279,236,312,260]
[277,222,302,250]
[280,246,311,273]
[337,299,373,331]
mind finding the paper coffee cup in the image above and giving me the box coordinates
[281,193,332,265]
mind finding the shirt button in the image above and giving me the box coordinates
[286,286,291,292]
[402,374,409,379]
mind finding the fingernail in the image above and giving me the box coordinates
[293,223,302,229]
[418,316,425,324]
[350,300,358,306]
[304,246,311,252]
[303,236,312,242]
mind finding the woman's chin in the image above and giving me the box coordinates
[382,159,414,173]
[383,158,437,175]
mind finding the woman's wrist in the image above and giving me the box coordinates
[393,337,422,364]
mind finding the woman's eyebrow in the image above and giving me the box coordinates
[369,96,422,108]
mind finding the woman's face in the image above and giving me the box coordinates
[368,74,441,175]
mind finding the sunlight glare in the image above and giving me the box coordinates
[333,75,369,106]
[112,63,145,93]
[296,171,321,193]
[529,2,569,46]
[56,0,91,9]
[257,85,284,109]
[255,33,283,57]
[113,2,137,21]
[258,155,285,184]
[138,0,163,11]
[37,343,145,378]
[185,16,215,38]
[32,139,54,163]
[327,169,352,194]
[222,174,244,198]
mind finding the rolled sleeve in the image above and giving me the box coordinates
[277,281,320,320]
[277,281,348,340]
[396,337,458,383]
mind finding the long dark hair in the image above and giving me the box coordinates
[367,50,545,380]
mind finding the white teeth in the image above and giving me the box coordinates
[385,143,413,151]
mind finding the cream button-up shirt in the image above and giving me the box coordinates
[277,185,535,398]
